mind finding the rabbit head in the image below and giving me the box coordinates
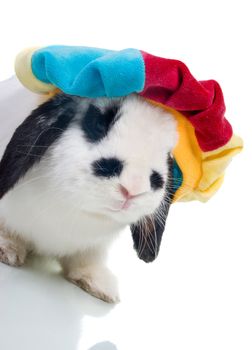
[0,93,178,261]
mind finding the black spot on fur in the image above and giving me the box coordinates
[0,93,76,199]
[130,155,174,263]
[81,104,120,143]
[150,170,164,190]
[92,157,123,178]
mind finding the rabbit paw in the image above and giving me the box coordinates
[67,266,120,304]
[0,233,27,267]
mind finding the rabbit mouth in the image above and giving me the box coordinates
[104,203,131,213]
[105,207,123,213]
[105,197,135,212]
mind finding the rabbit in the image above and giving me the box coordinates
[0,92,178,303]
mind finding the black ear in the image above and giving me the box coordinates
[130,156,175,263]
[0,93,76,199]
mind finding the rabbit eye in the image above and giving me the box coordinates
[81,104,120,143]
[92,157,124,178]
[150,170,164,190]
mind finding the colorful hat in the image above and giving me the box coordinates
[15,45,243,202]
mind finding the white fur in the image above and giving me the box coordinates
[0,95,177,302]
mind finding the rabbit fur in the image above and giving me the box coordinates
[0,93,177,303]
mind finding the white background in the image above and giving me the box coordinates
[0,1,252,349]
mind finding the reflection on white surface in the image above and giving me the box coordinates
[0,234,150,350]
[88,342,118,350]
[0,257,114,350]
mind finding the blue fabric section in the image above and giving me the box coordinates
[31,45,145,97]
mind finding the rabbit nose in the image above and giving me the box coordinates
[119,185,135,199]
[119,184,147,199]
[119,171,151,198]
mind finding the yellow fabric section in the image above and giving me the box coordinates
[197,135,243,199]
[15,47,55,94]
[146,100,243,202]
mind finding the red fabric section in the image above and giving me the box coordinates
[140,51,233,152]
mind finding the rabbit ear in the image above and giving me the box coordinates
[0,93,76,199]
[130,155,175,263]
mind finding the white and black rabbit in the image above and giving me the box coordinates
[0,92,178,303]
